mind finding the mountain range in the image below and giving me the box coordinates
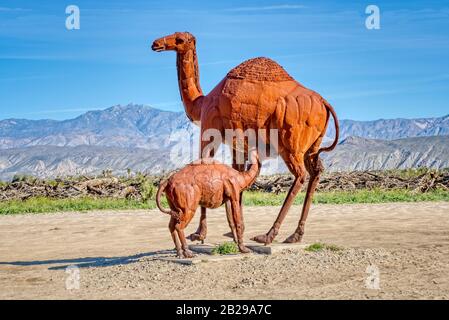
[0,104,448,180]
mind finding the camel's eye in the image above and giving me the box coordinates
[176,38,185,45]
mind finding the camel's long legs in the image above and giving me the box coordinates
[251,171,306,244]
[284,154,324,243]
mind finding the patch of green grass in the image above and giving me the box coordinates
[0,188,448,215]
[243,188,449,206]
[0,197,156,215]
[211,242,239,255]
[305,242,343,252]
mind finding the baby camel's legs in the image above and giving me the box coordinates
[224,200,237,240]
[168,217,183,258]
[187,140,216,242]
[230,195,250,253]
[223,163,246,239]
[233,163,246,234]
[187,207,207,243]
[176,226,194,258]
[175,209,196,258]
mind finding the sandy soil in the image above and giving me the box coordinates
[0,202,448,299]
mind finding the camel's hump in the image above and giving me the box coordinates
[227,57,294,82]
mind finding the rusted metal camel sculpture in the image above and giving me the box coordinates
[156,153,260,258]
[152,32,339,245]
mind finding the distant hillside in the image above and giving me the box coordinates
[0,104,448,180]
[0,145,174,180]
[322,135,449,172]
[1,104,448,150]
[326,114,449,140]
[0,104,195,150]
[1,136,448,180]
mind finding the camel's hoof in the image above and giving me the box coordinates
[239,245,251,254]
[251,234,268,244]
[251,234,273,245]
[251,228,277,245]
[222,231,234,238]
[283,233,302,243]
[187,232,205,242]
[182,250,195,259]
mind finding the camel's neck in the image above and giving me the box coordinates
[176,48,203,122]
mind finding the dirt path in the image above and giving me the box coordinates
[0,202,448,299]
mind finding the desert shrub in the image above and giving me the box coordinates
[47,180,59,188]
[382,167,440,179]
[305,242,343,252]
[140,178,157,202]
[11,174,37,184]
[212,242,239,255]
[101,169,113,178]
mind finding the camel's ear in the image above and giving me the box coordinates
[187,32,196,45]
[188,37,196,50]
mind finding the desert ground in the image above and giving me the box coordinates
[0,202,448,299]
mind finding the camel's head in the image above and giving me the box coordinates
[151,32,196,53]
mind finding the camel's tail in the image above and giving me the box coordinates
[317,99,339,156]
[155,179,172,215]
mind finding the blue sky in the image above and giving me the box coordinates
[0,0,448,121]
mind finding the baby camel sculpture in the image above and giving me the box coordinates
[156,153,260,258]
[152,32,339,245]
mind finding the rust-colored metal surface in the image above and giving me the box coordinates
[156,156,260,258]
[152,32,339,245]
